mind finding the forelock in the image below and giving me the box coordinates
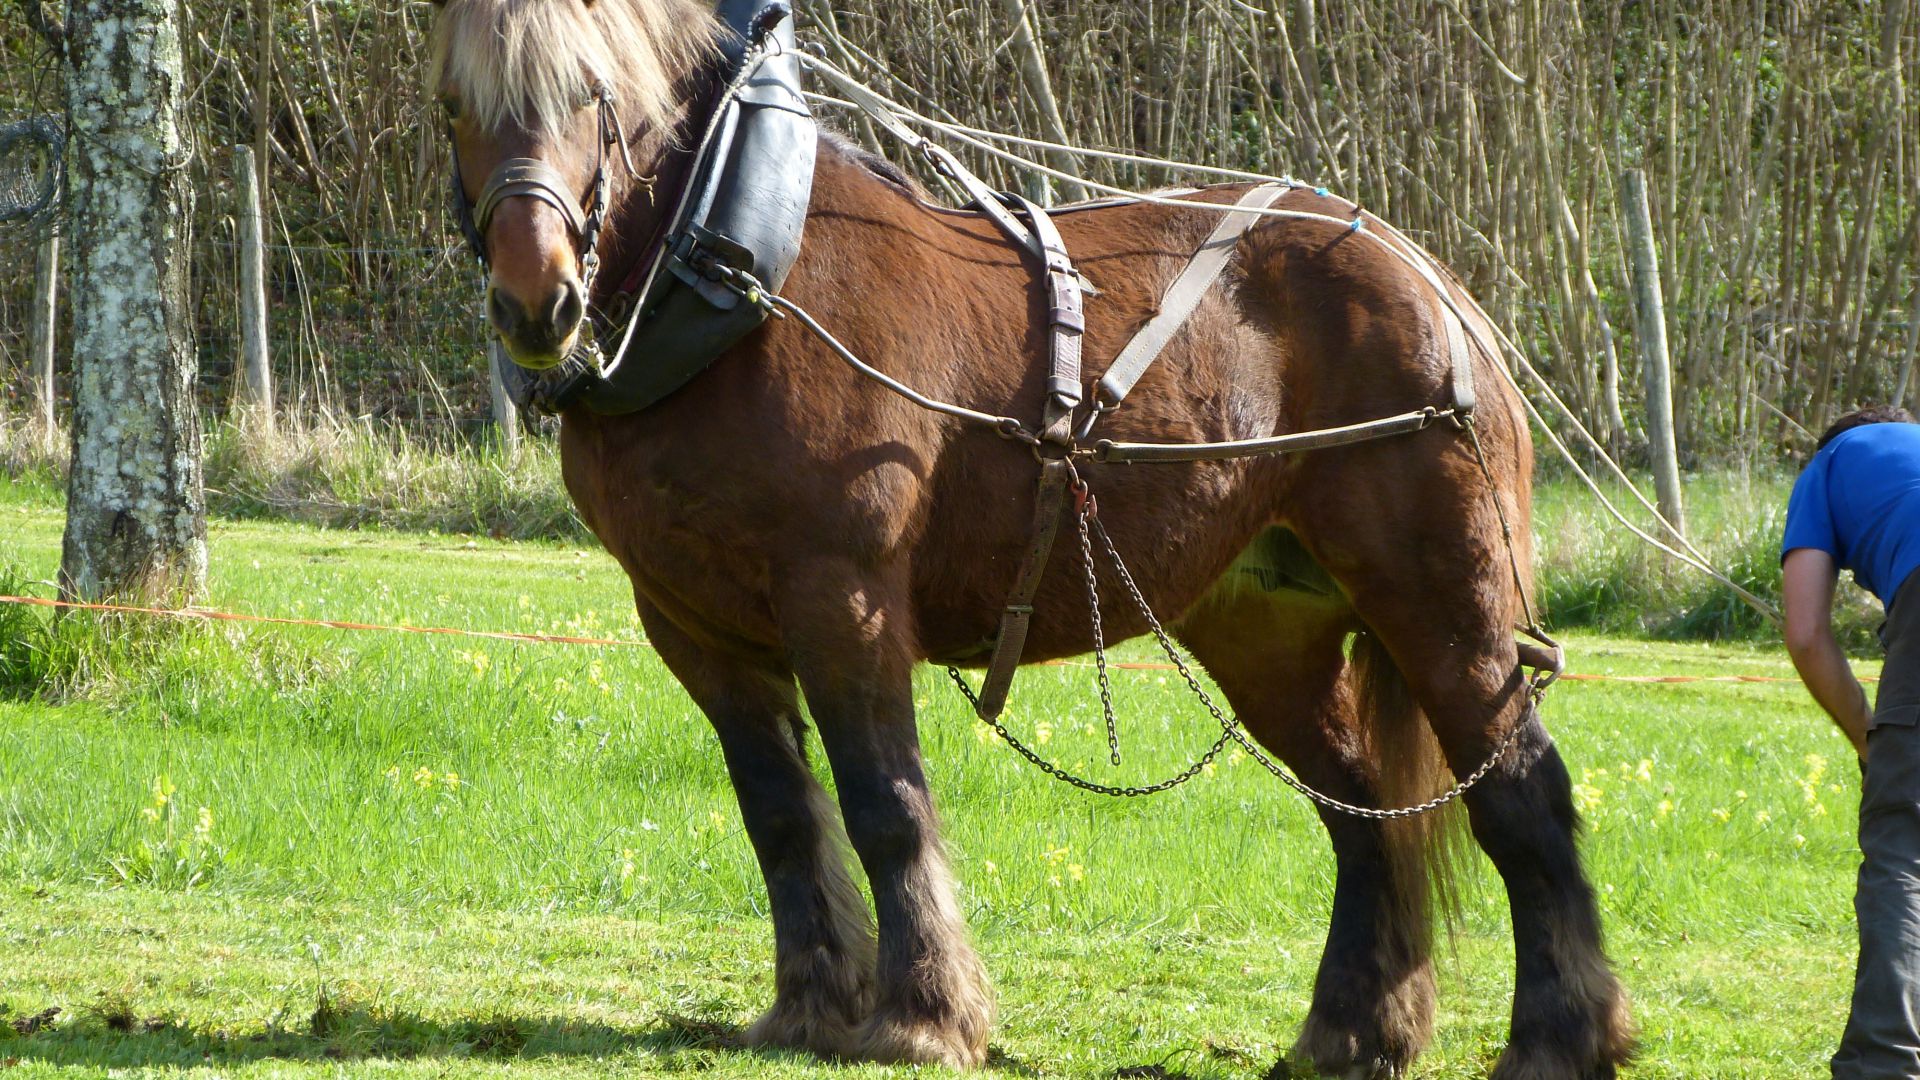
[428,0,721,140]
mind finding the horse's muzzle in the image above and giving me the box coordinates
[489,279,584,370]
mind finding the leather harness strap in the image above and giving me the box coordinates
[974,459,1074,719]
[1008,194,1086,448]
[1092,183,1288,421]
[932,180,1086,450]
[968,193,1086,720]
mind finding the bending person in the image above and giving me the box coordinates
[1781,404,1920,1079]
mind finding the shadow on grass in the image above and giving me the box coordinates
[3,1001,1043,1074]
[2,1001,734,1070]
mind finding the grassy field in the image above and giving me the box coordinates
[0,471,1876,1077]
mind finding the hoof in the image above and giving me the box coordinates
[1283,963,1433,1080]
[1268,1056,1395,1080]
[1494,966,1635,1079]
[743,993,868,1059]
[1488,1047,1618,1080]
[856,1010,991,1069]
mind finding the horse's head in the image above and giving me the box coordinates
[428,0,718,370]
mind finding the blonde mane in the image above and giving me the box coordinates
[428,0,721,142]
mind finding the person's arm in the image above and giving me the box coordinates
[1783,547,1871,759]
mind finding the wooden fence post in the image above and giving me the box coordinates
[1621,168,1686,536]
[487,340,520,455]
[234,143,274,433]
[28,231,59,449]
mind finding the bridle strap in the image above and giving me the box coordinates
[474,158,590,239]
[446,87,622,284]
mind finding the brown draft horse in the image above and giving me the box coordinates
[428,1,1632,1076]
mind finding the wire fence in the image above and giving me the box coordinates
[0,218,499,439]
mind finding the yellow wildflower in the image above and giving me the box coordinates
[442,772,461,791]
[413,766,435,788]
[1571,783,1604,814]
[1711,807,1731,823]
[1067,863,1085,883]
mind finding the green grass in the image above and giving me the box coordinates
[1533,467,1883,646]
[0,477,1876,1077]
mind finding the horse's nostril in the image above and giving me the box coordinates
[551,281,583,332]
[487,287,521,336]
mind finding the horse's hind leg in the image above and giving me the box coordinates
[1304,473,1633,1078]
[776,557,992,1068]
[1382,624,1629,1079]
[1177,587,1439,1080]
[636,601,876,1057]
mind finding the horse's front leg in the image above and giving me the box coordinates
[777,557,993,1068]
[635,600,876,1057]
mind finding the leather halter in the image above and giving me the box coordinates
[448,87,625,290]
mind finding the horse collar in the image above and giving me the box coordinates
[489,0,817,417]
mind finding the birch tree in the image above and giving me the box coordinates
[58,0,206,602]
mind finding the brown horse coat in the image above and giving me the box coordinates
[432,3,1630,1075]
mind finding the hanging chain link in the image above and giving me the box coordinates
[1070,469,1124,767]
[950,422,1554,819]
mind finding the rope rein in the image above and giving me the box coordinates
[798,46,1779,630]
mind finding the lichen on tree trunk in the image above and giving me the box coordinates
[59,0,207,603]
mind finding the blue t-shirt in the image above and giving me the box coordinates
[1781,423,1920,604]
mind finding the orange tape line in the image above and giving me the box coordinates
[0,594,1860,684]
[0,594,644,649]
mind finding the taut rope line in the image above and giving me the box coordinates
[798,49,1780,630]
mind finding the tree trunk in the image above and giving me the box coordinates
[59,0,207,604]
[993,0,1085,202]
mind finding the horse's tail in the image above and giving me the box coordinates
[1350,630,1469,939]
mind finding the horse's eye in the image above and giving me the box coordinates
[439,96,461,120]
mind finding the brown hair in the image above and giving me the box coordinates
[1816,405,1916,451]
